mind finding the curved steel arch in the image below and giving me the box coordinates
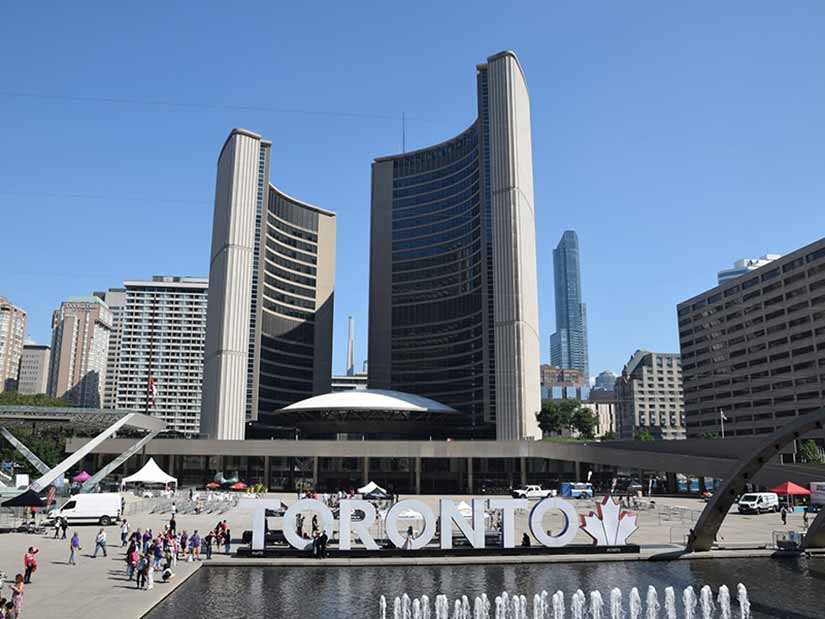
[803,505,825,549]
[687,407,824,552]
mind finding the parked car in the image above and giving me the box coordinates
[736,492,779,514]
[511,485,556,500]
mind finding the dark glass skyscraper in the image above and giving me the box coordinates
[550,230,589,384]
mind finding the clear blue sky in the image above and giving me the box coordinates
[2,2,824,378]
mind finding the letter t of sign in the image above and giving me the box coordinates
[488,498,528,548]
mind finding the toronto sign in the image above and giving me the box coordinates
[240,495,638,551]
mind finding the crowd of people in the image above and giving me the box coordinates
[0,497,236,618]
[121,517,232,589]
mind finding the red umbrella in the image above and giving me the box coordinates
[229,482,248,491]
[206,482,220,489]
[769,481,810,496]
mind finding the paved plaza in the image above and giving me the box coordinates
[0,493,813,619]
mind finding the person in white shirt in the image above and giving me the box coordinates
[121,520,130,546]
[93,529,108,558]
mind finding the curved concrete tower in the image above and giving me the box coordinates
[369,51,541,440]
[201,129,335,439]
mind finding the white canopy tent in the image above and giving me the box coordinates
[122,458,177,487]
[357,481,388,496]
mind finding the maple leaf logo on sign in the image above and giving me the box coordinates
[580,496,638,545]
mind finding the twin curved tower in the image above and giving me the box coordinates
[369,51,541,439]
[202,52,541,440]
[201,130,335,439]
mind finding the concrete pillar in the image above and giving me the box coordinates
[264,456,271,491]
[312,456,319,488]
[666,472,677,493]
[698,476,707,494]
[362,456,369,485]
[575,461,584,481]
[167,455,175,476]
[520,457,527,486]
[415,457,422,494]
[467,457,473,494]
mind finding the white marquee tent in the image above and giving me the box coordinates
[122,458,177,487]
[357,481,388,497]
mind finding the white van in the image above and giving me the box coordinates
[49,493,121,525]
[737,492,779,514]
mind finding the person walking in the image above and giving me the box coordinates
[190,531,201,561]
[68,532,81,565]
[126,543,138,581]
[223,527,231,554]
[60,517,68,540]
[781,505,788,526]
[120,495,125,517]
[803,508,810,531]
[169,515,176,535]
[146,554,155,591]
[53,518,61,539]
[151,540,162,571]
[180,531,188,561]
[403,526,414,550]
[120,520,129,547]
[22,547,38,584]
[93,528,108,558]
[204,531,214,560]
[135,554,147,589]
[10,574,24,617]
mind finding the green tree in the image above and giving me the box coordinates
[601,430,617,441]
[799,439,823,464]
[702,431,720,440]
[0,391,73,407]
[536,400,596,439]
[0,393,78,474]
[633,430,655,441]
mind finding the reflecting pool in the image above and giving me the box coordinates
[146,556,825,619]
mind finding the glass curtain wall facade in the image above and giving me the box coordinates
[550,230,590,385]
[369,51,541,440]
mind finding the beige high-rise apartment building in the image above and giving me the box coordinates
[0,295,27,392]
[615,350,686,440]
[678,237,825,446]
[17,342,50,394]
[201,129,336,440]
[94,288,126,409]
[48,296,113,407]
[113,276,207,435]
[369,51,541,440]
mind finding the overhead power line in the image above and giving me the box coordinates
[0,90,399,121]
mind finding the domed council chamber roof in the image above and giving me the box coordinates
[274,390,461,437]
[281,389,457,413]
